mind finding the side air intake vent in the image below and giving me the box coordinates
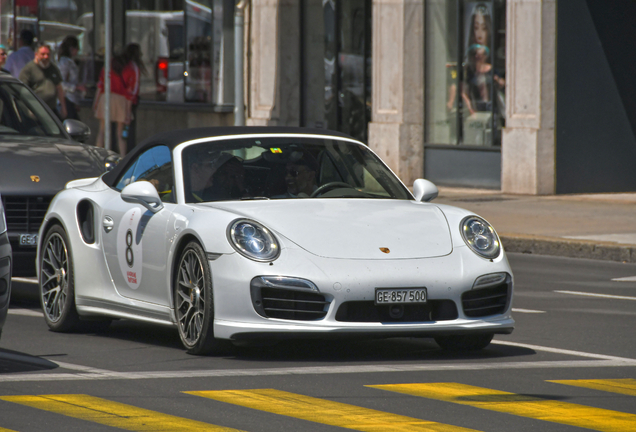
[77,200,95,244]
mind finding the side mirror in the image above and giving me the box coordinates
[64,119,91,143]
[412,178,438,202]
[121,181,164,213]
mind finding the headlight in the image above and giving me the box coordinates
[104,154,121,171]
[227,219,280,262]
[460,216,500,259]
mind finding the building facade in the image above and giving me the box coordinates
[1,0,633,195]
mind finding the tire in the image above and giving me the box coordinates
[174,241,218,355]
[39,224,80,332]
[434,333,494,352]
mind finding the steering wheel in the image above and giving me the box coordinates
[310,182,353,197]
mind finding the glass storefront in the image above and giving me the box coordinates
[0,0,233,105]
[301,0,371,143]
[425,0,506,147]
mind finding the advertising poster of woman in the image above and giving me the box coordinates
[463,2,493,115]
[461,1,505,146]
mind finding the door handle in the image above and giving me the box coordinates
[103,215,114,233]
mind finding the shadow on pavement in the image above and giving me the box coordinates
[0,348,59,374]
[229,337,537,363]
[81,318,537,363]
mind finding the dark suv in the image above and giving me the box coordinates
[0,72,119,276]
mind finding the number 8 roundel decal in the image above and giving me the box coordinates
[117,208,143,289]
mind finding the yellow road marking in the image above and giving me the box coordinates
[187,389,481,432]
[549,379,636,396]
[0,394,242,431]
[0,428,18,431]
[368,383,636,432]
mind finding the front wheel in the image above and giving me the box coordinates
[39,224,80,332]
[174,241,218,355]
[434,333,494,352]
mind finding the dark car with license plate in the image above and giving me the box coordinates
[0,72,119,276]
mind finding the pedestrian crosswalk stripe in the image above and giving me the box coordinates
[0,394,242,431]
[548,379,636,396]
[367,383,636,432]
[186,389,481,432]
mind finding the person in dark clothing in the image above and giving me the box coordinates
[19,42,67,119]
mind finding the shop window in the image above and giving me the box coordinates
[425,0,505,147]
[301,0,371,143]
[124,0,234,104]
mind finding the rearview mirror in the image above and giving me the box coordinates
[121,181,164,213]
[412,178,438,202]
[63,119,91,143]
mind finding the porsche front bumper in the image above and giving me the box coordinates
[210,243,515,341]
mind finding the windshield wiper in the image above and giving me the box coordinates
[240,196,271,200]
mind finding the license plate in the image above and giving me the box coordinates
[375,287,427,305]
[19,234,38,246]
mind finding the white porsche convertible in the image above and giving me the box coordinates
[37,127,514,354]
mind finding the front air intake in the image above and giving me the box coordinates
[462,277,511,318]
[250,276,330,321]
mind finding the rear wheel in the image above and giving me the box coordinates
[434,333,494,352]
[174,241,218,355]
[39,225,80,332]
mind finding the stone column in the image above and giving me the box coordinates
[367,0,424,186]
[245,0,300,127]
[246,0,279,126]
[501,0,556,194]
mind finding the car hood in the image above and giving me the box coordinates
[208,199,453,259]
[0,136,104,195]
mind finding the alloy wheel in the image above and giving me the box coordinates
[40,232,70,323]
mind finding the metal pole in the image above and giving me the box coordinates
[234,0,247,126]
[104,0,111,150]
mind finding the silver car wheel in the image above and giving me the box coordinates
[39,225,79,332]
[176,248,206,345]
[41,232,70,322]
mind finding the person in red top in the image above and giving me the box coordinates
[93,54,134,156]
[122,43,146,151]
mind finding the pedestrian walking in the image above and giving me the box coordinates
[57,35,86,120]
[19,42,67,119]
[5,29,34,77]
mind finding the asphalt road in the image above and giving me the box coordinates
[1,253,635,432]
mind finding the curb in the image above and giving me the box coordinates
[500,234,636,263]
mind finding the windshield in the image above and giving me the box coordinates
[0,81,63,137]
[181,137,412,203]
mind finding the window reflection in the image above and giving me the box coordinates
[124,0,228,103]
[115,145,174,202]
[38,0,95,94]
[425,0,505,147]
[302,0,371,143]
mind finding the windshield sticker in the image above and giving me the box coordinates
[117,207,143,289]
[270,148,282,153]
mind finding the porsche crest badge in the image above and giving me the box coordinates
[30,175,40,182]
[380,247,390,254]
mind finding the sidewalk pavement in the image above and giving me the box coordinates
[435,187,636,263]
